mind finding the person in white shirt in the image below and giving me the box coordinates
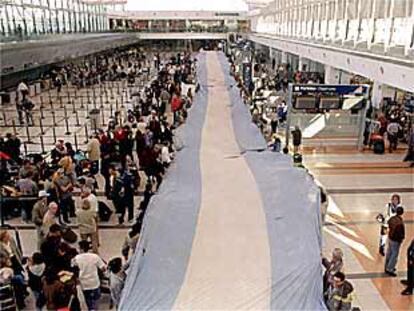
[72,240,106,311]
[387,120,402,153]
[17,81,29,99]
[378,194,402,256]
[160,144,173,167]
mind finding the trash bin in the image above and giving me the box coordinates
[89,108,101,130]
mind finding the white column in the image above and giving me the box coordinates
[298,57,304,71]
[407,0,414,55]
[324,65,341,84]
[385,0,395,52]
[340,71,352,84]
[281,51,288,63]
[371,81,383,108]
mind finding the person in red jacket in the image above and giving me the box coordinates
[171,93,182,125]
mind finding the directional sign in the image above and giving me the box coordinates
[292,84,369,96]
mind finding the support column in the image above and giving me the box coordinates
[299,57,312,71]
[324,65,341,84]
[281,51,288,64]
[371,81,383,109]
[298,57,304,71]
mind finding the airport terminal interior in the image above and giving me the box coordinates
[0,0,413,310]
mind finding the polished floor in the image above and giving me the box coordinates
[306,151,414,310]
[2,61,413,310]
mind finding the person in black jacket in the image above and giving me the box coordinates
[291,126,302,154]
[401,238,414,295]
[4,133,21,163]
[109,166,126,225]
[40,224,63,268]
[139,183,154,220]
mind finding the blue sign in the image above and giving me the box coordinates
[292,84,369,96]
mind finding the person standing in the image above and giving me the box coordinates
[32,191,50,250]
[81,186,98,215]
[322,248,344,301]
[76,200,99,254]
[403,124,414,167]
[72,240,106,311]
[54,157,76,224]
[291,126,302,154]
[108,257,127,309]
[27,252,46,310]
[17,81,29,100]
[17,81,29,125]
[385,206,405,276]
[386,119,402,153]
[326,272,354,311]
[4,133,21,162]
[41,202,59,238]
[16,171,38,222]
[171,92,182,125]
[86,135,101,175]
[109,166,126,225]
[121,169,135,223]
[160,88,170,115]
[401,238,414,295]
[378,194,402,256]
[22,97,35,126]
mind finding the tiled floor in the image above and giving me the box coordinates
[7,142,414,311]
[312,150,414,310]
[2,68,413,309]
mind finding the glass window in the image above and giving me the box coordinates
[392,18,411,46]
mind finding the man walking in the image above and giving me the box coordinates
[385,206,405,276]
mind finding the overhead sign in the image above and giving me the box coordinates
[291,84,370,111]
[292,84,369,96]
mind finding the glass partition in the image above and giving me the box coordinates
[0,0,109,42]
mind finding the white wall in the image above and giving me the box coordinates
[248,33,414,93]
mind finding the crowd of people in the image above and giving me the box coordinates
[231,45,413,164]
[370,103,414,162]
[229,48,414,310]
[0,46,197,310]
[1,43,412,311]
